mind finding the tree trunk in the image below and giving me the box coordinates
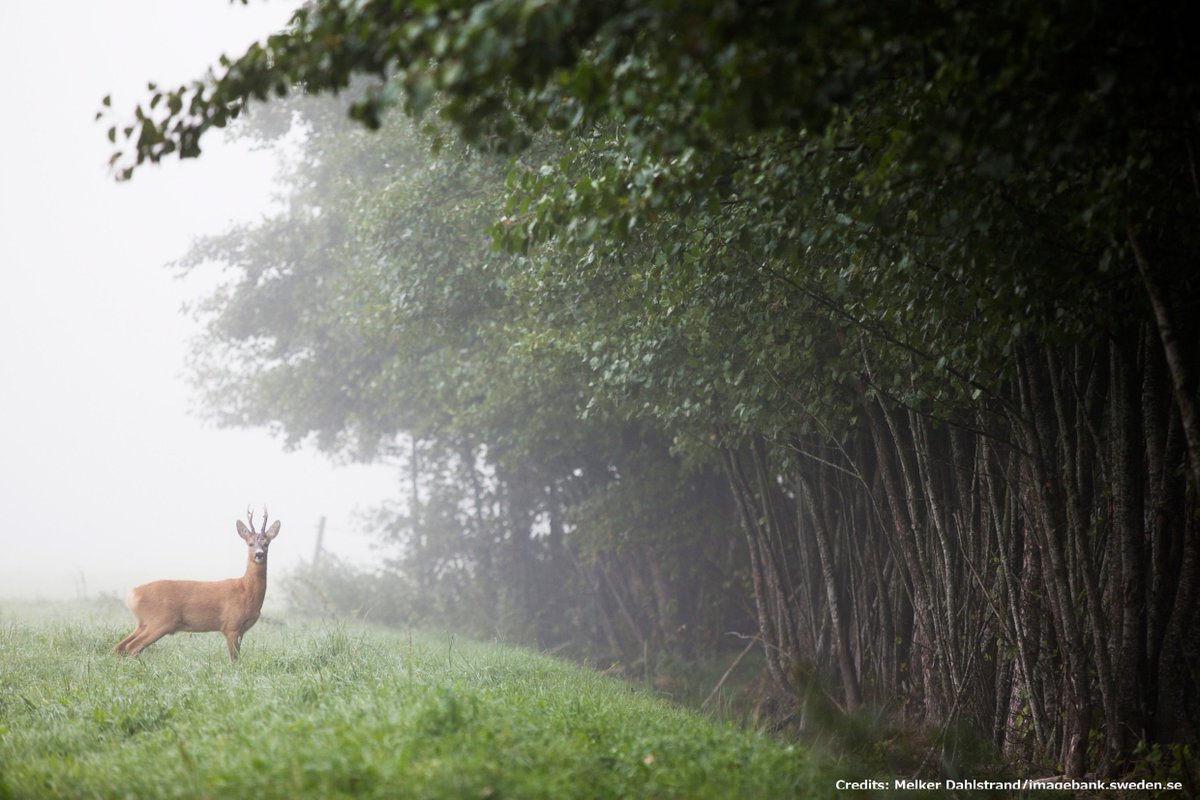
[797,473,863,711]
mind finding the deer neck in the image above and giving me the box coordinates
[242,554,269,605]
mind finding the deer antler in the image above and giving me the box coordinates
[246,506,256,532]
[260,506,269,535]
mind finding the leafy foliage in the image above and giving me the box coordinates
[119,0,1200,779]
[181,97,749,661]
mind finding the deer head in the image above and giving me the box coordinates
[236,506,281,564]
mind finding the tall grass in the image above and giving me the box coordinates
[0,605,832,799]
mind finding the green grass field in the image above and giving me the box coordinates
[0,602,833,799]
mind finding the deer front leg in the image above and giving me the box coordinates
[224,629,241,662]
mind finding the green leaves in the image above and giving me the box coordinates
[126,7,1200,759]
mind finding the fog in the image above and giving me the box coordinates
[0,2,396,599]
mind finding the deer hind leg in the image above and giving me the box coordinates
[115,622,146,654]
[124,625,174,657]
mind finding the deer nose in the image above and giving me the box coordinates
[254,550,266,561]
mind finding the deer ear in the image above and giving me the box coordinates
[264,520,281,541]
[236,521,253,542]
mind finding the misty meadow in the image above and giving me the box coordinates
[4,0,1200,796]
[1,608,824,799]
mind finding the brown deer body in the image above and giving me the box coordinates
[115,509,281,662]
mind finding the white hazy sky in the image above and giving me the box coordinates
[0,2,398,599]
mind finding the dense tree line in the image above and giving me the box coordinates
[182,104,751,670]
[117,0,1199,778]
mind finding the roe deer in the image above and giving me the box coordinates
[114,508,281,662]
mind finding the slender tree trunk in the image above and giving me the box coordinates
[1130,228,1200,492]
[797,473,863,711]
[864,396,940,719]
[1018,355,1092,777]
[722,445,795,696]
[1110,337,1149,762]
[1045,346,1119,770]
